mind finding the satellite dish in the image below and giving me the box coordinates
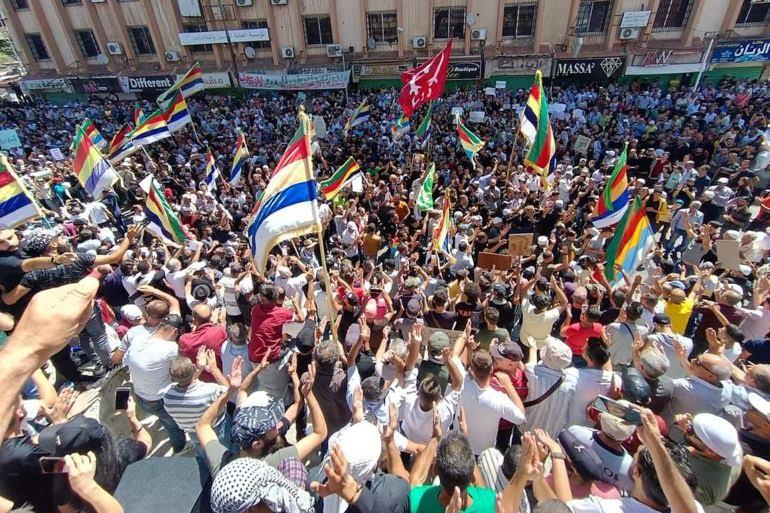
[466,12,477,26]
[95,54,108,65]
[366,37,376,50]
[244,46,256,59]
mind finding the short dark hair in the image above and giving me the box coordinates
[433,289,448,307]
[637,440,696,507]
[725,324,745,344]
[533,500,572,513]
[501,444,523,480]
[484,306,500,323]
[585,306,602,322]
[464,283,482,304]
[470,350,494,379]
[260,284,278,302]
[436,433,475,493]
[418,375,442,403]
[585,337,610,366]
[626,301,643,321]
[531,294,551,311]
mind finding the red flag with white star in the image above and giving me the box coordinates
[398,41,452,117]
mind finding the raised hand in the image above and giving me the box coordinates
[228,355,243,389]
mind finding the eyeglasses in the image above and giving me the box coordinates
[691,356,717,377]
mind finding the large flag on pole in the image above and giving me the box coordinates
[520,70,556,178]
[415,103,433,149]
[204,152,220,192]
[416,163,436,211]
[603,197,655,284]
[107,124,140,164]
[130,109,172,147]
[456,115,485,168]
[72,124,120,199]
[343,99,370,133]
[139,174,187,244]
[230,130,250,187]
[399,41,451,117]
[0,154,42,228]
[156,62,204,106]
[433,194,452,254]
[319,157,361,201]
[80,119,107,149]
[132,102,145,127]
[247,122,322,273]
[592,144,630,228]
[391,112,411,140]
[162,91,192,132]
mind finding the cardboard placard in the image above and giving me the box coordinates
[508,233,534,256]
[478,252,513,270]
[573,134,591,154]
[469,111,485,123]
[484,87,496,96]
[0,129,21,150]
[451,106,464,117]
[715,239,745,271]
[313,115,327,138]
[49,148,65,161]
[495,80,507,89]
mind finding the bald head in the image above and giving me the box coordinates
[699,353,732,381]
[192,304,212,325]
[669,289,686,304]
[145,300,170,326]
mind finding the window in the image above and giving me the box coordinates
[10,0,29,10]
[25,33,49,61]
[433,7,466,39]
[736,0,770,26]
[366,11,398,44]
[61,0,82,5]
[303,16,333,46]
[182,19,213,53]
[74,29,100,58]
[241,20,270,49]
[127,26,155,55]
[502,3,537,38]
[574,0,612,35]
[653,0,692,31]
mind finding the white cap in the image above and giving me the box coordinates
[692,413,743,466]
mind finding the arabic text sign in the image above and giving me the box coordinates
[237,71,350,90]
[508,233,533,257]
[0,129,21,150]
[711,39,770,64]
[179,31,228,46]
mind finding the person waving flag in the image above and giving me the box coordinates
[520,70,556,182]
[592,144,630,228]
[204,152,220,193]
[343,99,370,134]
[230,130,250,187]
[456,114,485,168]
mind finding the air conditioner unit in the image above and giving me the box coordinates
[471,29,486,41]
[281,46,295,58]
[618,27,640,40]
[270,0,288,5]
[326,44,342,57]
[235,0,253,5]
[412,36,427,49]
[165,51,180,62]
[106,42,123,55]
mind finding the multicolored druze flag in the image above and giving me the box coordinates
[520,70,556,180]
[72,124,120,199]
[415,102,432,149]
[391,112,411,140]
[416,163,436,211]
[456,114,485,168]
[343,99,370,133]
[320,157,361,201]
[79,119,107,149]
[592,144,630,228]
[162,91,192,132]
[433,194,452,254]
[132,102,146,127]
[130,109,172,147]
[604,197,655,284]
[139,174,187,244]
[0,154,43,228]
[204,152,220,192]
[156,61,204,106]
[107,124,140,164]
[230,130,250,187]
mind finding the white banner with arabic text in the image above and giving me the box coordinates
[237,70,350,90]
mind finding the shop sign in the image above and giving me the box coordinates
[238,70,350,90]
[496,55,552,75]
[70,76,120,94]
[711,38,770,64]
[21,78,72,93]
[553,57,626,80]
[118,75,176,92]
[626,50,705,75]
[178,31,228,46]
[446,62,481,80]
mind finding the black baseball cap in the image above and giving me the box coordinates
[38,416,106,456]
[161,314,184,330]
[652,313,671,326]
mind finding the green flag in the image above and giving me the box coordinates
[416,163,436,211]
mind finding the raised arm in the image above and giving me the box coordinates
[295,363,328,461]
[137,284,180,315]
[94,225,141,266]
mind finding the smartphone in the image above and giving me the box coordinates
[592,395,642,425]
[115,387,130,411]
[39,457,68,474]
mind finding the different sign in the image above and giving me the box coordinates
[237,70,350,90]
[573,135,591,154]
[711,38,770,64]
[553,57,626,81]
[446,62,481,80]
[496,55,552,76]
[620,10,652,28]
[0,129,21,150]
[118,75,176,93]
[70,76,120,94]
[49,148,65,161]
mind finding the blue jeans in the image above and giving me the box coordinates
[135,395,186,453]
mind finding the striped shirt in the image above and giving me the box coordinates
[521,364,578,438]
[163,381,228,432]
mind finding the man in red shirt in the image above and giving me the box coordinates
[561,305,604,367]
[249,284,293,364]
[178,304,227,382]
[489,339,528,451]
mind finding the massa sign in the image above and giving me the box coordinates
[553,57,626,81]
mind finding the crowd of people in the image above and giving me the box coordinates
[1,74,770,513]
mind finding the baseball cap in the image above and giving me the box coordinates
[38,416,106,456]
[652,312,671,326]
[406,298,422,318]
[621,367,653,404]
[599,411,636,442]
[748,392,770,421]
[669,280,686,290]
[558,430,606,483]
[492,283,507,297]
[692,413,742,466]
[490,339,523,362]
[404,276,421,289]
[160,314,184,331]
[542,338,572,370]
[121,304,143,323]
[428,331,450,358]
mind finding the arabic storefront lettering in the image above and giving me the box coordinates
[711,38,770,64]
[237,71,350,90]
[176,71,231,89]
[21,78,73,93]
[496,55,552,76]
[626,50,705,75]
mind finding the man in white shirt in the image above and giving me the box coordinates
[125,314,187,453]
[565,337,621,428]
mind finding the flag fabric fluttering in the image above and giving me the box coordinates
[416,163,436,211]
[456,115,485,168]
[72,124,120,199]
[520,70,556,178]
[247,123,322,273]
[0,154,43,228]
[391,113,411,140]
[130,109,172,147]
[230,130,250,187]
[107,124,140,164]
[204,152,220,192]
[319,156,361,201]
[162,91,192,132]
[79,119,107,149]
[415,103,432,148]
[433,194,452,254]
[132,102,146,127]
[592,144,630,228]
[343,99,370,133]
[139,174,187,244]
[603,197,655,284]
[399,41,452,117]
[156,62,204,106]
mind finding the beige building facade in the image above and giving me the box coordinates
[2,0,770,95]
